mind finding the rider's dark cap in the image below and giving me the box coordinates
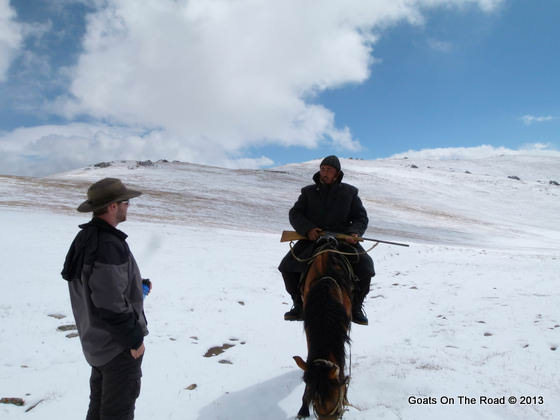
[320,155,341,172]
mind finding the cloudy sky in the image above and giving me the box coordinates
[1,0,559,176]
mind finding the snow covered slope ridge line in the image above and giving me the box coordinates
[1,152,559,252]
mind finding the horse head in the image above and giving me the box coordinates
[294,356,348,419]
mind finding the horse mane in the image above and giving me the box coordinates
[303,250,352,401]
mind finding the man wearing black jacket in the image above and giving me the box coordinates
[62,178,150,420]
[278,155,375,325]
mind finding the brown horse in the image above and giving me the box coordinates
[293,236,354,419]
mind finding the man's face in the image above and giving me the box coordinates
[320,165,339,185]
[116,200,129,223]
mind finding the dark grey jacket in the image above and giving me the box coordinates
[279,171,374,276]
[62,218,148,367]
[289,171,368,236]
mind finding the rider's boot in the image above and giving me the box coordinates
[352,293,368,325]
[282,272,303,321]
[284,301,303,321]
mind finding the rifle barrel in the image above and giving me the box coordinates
[360,236,409,247]
[326,231,410,247]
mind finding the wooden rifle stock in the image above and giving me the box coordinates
[280,230,409,247]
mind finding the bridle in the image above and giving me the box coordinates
[311,359,349,419]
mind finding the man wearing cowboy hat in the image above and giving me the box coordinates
[278,155,375,325]
[62,178,150,420]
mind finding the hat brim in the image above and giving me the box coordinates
[77,189,142,213]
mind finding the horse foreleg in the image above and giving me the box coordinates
[297,385,311,418]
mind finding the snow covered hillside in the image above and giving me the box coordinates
[1,150,559,419]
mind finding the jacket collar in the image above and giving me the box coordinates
[79,217,128,240]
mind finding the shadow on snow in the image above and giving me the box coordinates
[197,370,302,420]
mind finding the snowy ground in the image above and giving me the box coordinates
[1,152,559,419]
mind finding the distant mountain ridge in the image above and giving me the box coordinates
[1,152,559,252]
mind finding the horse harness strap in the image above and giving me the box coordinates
[311,358,349,419]
[289,240,379,264]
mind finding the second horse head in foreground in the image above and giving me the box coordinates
[293,236,354,419]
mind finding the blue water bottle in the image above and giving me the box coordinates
[142,279,151,299]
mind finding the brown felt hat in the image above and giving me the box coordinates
[77,178,142,212]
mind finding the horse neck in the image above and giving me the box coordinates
[306,252,330,282]
[304,258,349,369]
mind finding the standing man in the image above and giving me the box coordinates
[278,155,375,325]
[62,178,150,420]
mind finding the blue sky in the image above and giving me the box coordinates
[0,0,559,175]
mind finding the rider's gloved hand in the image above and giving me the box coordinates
[307,228,322,241]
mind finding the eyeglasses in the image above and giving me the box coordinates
[117,200,129,205]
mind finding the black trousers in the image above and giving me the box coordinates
[86,351,143,420]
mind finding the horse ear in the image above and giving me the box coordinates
[328,365,340,380]
[293,356,307,371]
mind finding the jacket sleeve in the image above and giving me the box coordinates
[88,241,144,350]
[348,191,369,236]
[289,189,316,236]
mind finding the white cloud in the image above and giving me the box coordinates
[391,143,560,160]
[0,124,275,176]
[0,0,24,81]
[57,0,502,144]
[427,38,453,52]
[3,0,504,175]
[521,114,556,125]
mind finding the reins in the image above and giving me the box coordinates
[289,240,378,263]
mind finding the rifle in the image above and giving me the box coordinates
[280,230,409,247]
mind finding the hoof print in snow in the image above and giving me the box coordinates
[185,384,197,391]
[484,332,493,337]
[48,313,66,319]
[204,343,235,358]
[57,324,77,332]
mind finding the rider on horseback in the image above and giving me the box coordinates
[278,155,375,325]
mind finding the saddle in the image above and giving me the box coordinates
[297,235,358,297]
